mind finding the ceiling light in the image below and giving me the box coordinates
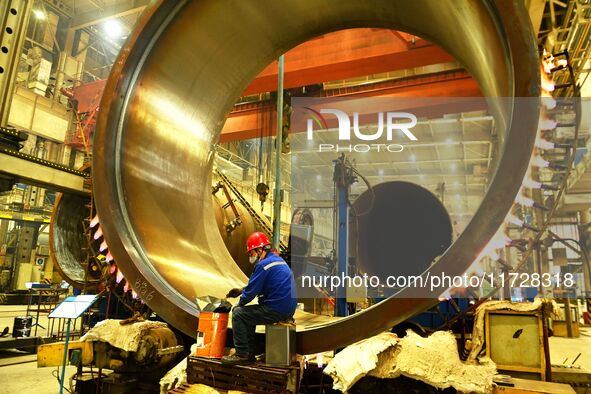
[453,180,459,187]
[33,9,46,20]
[104,19,124,38]
[450,163,457,170]
[378,169,384,176]
[409,154,416,162]
[445,138,454,145]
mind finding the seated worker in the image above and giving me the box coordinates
[222,232,297,365]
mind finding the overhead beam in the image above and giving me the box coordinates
[71,2,148,30]
[0,210,50,223]
[0,153,88,194]
[221,71,483,142]
[243,29,455,95]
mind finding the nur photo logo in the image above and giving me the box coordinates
[304,107,418,153]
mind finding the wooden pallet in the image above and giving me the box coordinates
[186,356,299,394]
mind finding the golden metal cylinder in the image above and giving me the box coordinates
[93,0,540,353]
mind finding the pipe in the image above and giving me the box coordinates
[335,155,353,317]
[272,54,285,250]
[93,0,540,354]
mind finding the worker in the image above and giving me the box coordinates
[222,231,297,365]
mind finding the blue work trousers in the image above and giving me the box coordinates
[232,304,293,356]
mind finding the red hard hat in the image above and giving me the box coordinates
[246,232,271,252]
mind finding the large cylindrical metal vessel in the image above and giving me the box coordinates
[50,188,261,288]
[352,181,453,281]
[92,0,540,354]
[49,193,102,290]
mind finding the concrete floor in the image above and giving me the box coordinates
[0,304,54,338]
[0,350,77,394]
[0,304,85,394]
[0,304,590,393]
[549,326,591,371]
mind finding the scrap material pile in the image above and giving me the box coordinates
[325,331,496,393]
[324,299,557,393]
[80,319,182,372]
[80,319,171,352]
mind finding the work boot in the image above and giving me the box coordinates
[221,353,254,366]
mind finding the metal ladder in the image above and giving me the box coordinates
[215,170,287,252]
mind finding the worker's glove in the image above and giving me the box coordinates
[226,288,243,298]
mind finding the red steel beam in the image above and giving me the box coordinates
[243,28,454,95]
[221,70,483,142]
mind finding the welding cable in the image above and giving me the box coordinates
[349,163,376,273]
[350,165,375,217]
[52,367,73,394]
